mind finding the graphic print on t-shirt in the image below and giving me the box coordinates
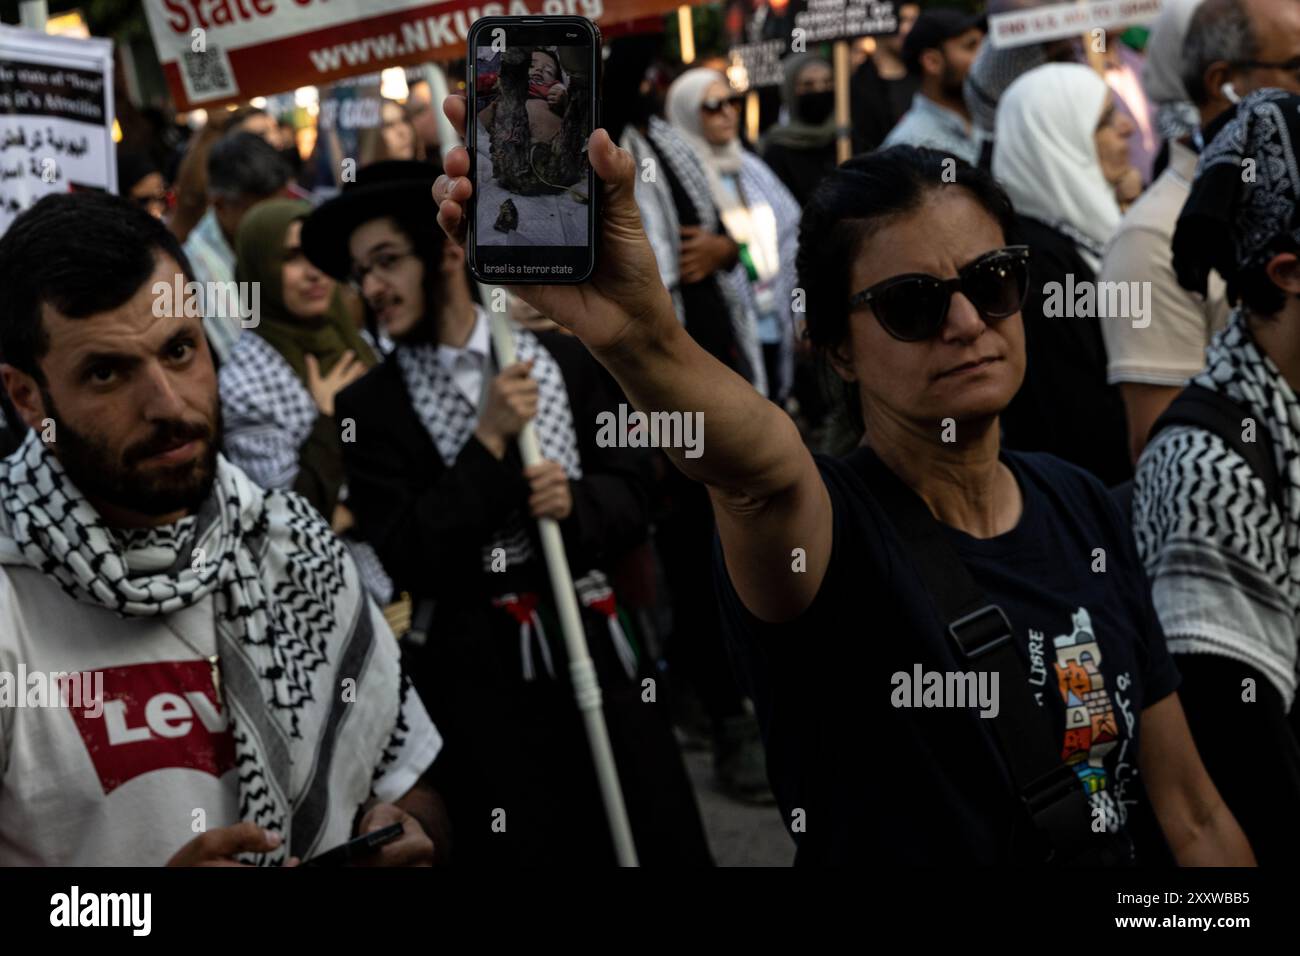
[67,659,235,794]
[1052,607,1122,806]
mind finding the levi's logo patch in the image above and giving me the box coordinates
[67,660,235,794]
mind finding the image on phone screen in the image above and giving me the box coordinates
[470,18,597,282]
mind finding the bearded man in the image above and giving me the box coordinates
[0,192,447,866]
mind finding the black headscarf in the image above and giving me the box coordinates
[1173,89,1300,302]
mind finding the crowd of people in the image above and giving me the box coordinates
[1,0,1299,867]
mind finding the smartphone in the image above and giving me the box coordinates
[299,822,404,867]
[466,15,601,284]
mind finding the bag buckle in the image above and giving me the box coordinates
[947,604,1013,660]
[1022,764,1086,828]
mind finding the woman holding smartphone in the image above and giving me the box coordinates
[433,101,1254,867]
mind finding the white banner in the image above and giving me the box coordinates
[0,26,115,237]
[988,0,1162,50]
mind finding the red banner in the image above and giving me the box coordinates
[144,0,685,111]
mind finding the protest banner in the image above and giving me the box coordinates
[311,74,384,189]
[988,0,1162,49]
[723,0,898,159]
[144,0,701,110]
[0,26,115,236]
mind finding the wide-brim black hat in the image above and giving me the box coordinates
[301,159,440,281]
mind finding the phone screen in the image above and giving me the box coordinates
[468,17,599,284]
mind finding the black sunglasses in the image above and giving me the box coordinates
[848,246,1031,342]
[701,95,744,114]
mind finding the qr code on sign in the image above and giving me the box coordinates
[179,45,238,103]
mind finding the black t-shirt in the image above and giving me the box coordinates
[849,60,919,153]
[715,447,1180,866]
[760,140,838,207]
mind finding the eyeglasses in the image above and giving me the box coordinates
[701,95,744,114]
[348,248,416,290]
[848,246,1031,342]
[1232,55,1300,79]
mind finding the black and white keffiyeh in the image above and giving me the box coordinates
[1156,102,1201,142]
[1132,309,1300,700]
[219,331,394,604]
[646,116,766,395]
[395,321,637,680]
[0,430,419,864]
[1142,90,1300,704]
[397,322,582,493]
[219,333,318,491]
[1173,89,1300,303]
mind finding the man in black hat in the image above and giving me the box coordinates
[881,7,986,164]
[300,161,710,866]
[116,148,168,220]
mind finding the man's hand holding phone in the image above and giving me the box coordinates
[349,802,434,867]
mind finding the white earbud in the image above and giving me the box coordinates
[1221,81,1241,104]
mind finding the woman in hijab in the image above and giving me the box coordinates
[1141,0,1203,158]
[219,198,378,542]
[666,67,801,401]
[993,62,1138,486]
[761,54,838,205]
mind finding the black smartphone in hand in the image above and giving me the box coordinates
[299,822,404,867]
[466,15,601,284]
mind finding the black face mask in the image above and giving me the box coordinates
[796,90,834,125]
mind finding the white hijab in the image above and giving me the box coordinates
[666,67,745,175]
[664,67,779,284]
[993,63,1121,271]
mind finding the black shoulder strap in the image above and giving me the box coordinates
[849,448,1102,863]
[1149,383,1284,512]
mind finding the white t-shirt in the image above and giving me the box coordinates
[0,559,439,865]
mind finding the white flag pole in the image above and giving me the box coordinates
[428,61,638,865]
[485,309,639,868]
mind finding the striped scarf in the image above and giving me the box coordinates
[218,331,394,603]
[395,322,637,680]
[0,430,414,864]
[1133,309,1300,701]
